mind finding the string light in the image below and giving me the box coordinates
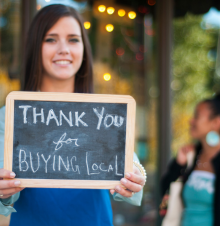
[106,24,114,32]
[138,6,148,14]
[107,7,115,15]
[148,0,156,6]
[98,5,106,12]
[84,22,91,29]
[103,73,111,81]
[128,11,136,19]
[118,9,126,17]
[136,53,144,61]
[116,48,125,56]
[37,4,41,10]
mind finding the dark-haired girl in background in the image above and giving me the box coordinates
[0,4,145,226]
[161,94,220,226]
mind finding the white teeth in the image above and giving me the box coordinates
[55,60,71,65]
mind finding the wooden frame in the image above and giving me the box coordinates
[4,91,136,189]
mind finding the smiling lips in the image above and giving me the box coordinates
[53,60,72,65]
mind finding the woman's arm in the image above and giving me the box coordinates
[161,145,194,196]
[0,106,24,216]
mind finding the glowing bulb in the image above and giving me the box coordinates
[118,9,126,17]
[98,5,106,12]
[84,22,91,29]
[128,11,136,19]
[148,0,156,6]
[103,73,111,81]
[106,24,114,32]
[37,4,41,10]
[116,48,125,56]
[107,7,115,14]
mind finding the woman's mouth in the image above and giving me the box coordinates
[54,60,72,65]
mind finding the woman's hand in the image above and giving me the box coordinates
[0,169,24,199]
[110,165,145,197]
[176,144,194,166]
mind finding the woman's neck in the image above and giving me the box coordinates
[40,76,75,93]
[201,138,220,158]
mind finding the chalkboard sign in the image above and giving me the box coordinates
[4,92,136,189]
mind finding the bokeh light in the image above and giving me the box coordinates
[145,29,155,36]
[98,5,106,12]
[128,11,136,19]
[116,48,125,56]
[136,53,144,61]
[148,0,156,6]
[144,17,153,28]
[138,6,148,14]
[139,45,147,53]
[106,24,114,32]
[45,0,50,2]
[103,73,111,81]
[118,9,126,17]
[37,4,41,10]
[107,7,115,15]
[84,22,91,29]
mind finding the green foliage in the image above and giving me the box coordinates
[172,13,219,153]
[172,13,218,109]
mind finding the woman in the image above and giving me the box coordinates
[0,4,146,226]
[161,94,220,226]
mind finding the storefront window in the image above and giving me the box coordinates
[0,0,21,107]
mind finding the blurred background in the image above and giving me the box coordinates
[1,0,220,225]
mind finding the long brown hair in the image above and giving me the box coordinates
[24,4,93,93]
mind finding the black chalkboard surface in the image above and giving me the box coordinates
[4,92,136,189]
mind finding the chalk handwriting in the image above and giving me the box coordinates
[18,105,125,129]
[93,107,105,130]
[86,152,123,176]
[33,108,44,124]
[19,105,32,124]
[53,133,79,150]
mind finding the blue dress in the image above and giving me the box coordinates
[10,188,113,226]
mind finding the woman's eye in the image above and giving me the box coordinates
[45,38,56,43]
[69,38,79,43]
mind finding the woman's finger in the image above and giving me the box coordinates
[109,189,115,195]
[0,169,16,179]
[120,178,142,193]
[114,185,133,197]
[0,188,24,199]
[0,179,21,189]
[0,187,24,196]
[124,171,145,186]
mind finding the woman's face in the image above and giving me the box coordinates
[190,102,218,140]
[42,16,84,81]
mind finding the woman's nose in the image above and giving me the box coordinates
[58,41,70,55]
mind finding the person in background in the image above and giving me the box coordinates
[161,93,220,226]
[0,4,146,226]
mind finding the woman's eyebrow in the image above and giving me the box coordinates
[45,34,81,37]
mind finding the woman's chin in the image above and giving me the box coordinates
[52,74,75,81]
